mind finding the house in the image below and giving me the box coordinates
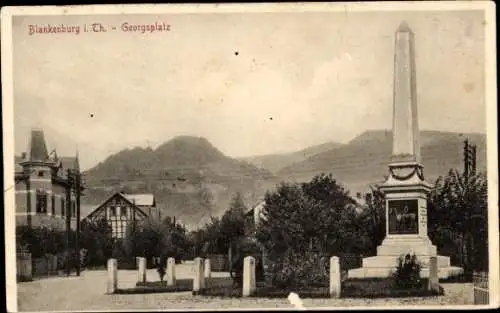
[244,200,266,233]
[83,192,157,239]
[14,128,84,231]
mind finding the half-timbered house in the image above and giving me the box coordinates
[84,192,156,239]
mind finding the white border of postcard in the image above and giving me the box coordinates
[2,1,498,311]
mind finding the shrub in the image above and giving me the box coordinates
[393,253,422,289]
[267,251,328,289]
[79,248,88,269]
[112,241,136,269]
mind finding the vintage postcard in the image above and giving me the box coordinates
[2,2,498,312]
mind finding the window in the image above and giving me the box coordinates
[36,190,47,214]
[51,194,55,215]
[110,207,117,217]
[61,197,65,217]
[38,171,44,177]
[121,207,127,217]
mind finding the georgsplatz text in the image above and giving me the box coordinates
[27,22,172,35]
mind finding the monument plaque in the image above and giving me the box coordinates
[388,199,418,235]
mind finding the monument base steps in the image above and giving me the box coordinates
[348,265,463,279]
[362,255,451,268]
[349,236,463,280]
[376,237,437,256]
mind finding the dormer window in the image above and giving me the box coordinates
[38,171,45,177]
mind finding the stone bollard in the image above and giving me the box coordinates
[167,257,176,286]
[329,256,341,298]
[242,256,256,297]
[193,257,205,293]
[428,256,439,292]
[137,257,147,283]
[204,258,211,279]
[107,259,118,294]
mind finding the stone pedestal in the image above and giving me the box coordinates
[193,257,204,293]
[329,256,341,298]
[137,257,146,283]
[348,162,463,279]
[242,256,256,297]
[428,256,439,292]
[167,258,176,286]
[107,259,117,294]
[204,258,211,279]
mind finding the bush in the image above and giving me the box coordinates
[342,277,443,298]
[123,217,191,265]
[267,251,328,289]
[16,226,68,258]
[80,219,113,268]
[112,241,136,269]
[393,253,422,289]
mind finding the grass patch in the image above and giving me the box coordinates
[114,279,193,294]
[195,277,444,299]
[194,277,329,298]
[342,277,444,298]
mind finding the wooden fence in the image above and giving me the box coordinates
[473,271,488,305]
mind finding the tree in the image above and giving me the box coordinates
[122,216,192,268]
[355,186,386,255]
[428,169,488,273]
[255,174,358,287]
[220,192,247,253]
[300,173,359,254]
[80,218,113,267]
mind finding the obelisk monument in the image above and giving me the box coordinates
[348,22,463,279]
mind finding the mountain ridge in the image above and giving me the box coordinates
[81,131,487,229]
[239,141,345,174]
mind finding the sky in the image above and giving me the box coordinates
[11,10,486,171]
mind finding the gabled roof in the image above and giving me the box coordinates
[84,192,148,221]
[123,193,156,207]
[245,200,265,216]
[59,156,79,171]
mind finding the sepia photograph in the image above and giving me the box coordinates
[1,2,498,311]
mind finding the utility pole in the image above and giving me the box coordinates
[65,169,73,276]
[471,144,477,175]
[26,176,32,228]
[463,139,478,178]
[463,139,470,179]
[132,199,136,233]
[75,170,82,276]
